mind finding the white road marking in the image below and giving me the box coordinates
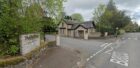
[134,38,138,40]
[110,52,129,67]
[127,37,138,40]
[100,43,109,47]
[77,62,80,66]
[86,43,113,62]
[90,56,93,59]
[93,54,96,56]
[87,58,90,61]
[128,38,131,40]
[99,43,113,54]
[105,47,114,54]
[103,43,113,49]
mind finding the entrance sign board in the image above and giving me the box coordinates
[20,34,40,55]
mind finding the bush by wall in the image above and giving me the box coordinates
[0,56,25,67]
[0,41,49,67]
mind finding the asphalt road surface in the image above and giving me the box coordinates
[59,36,116,67]
[46,33,140,68]
[86,33,140,68]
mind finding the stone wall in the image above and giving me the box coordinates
[20,34,40,55]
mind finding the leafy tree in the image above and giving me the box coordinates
[45,0,65,24]
[21,3,43,33]
[124,22,135,32]
[41,17,56,33]
[138,26,140,32]
[71,13,84,22]
[124,22,139,32]
[93,4,105,23]
[61,12,72,20]
[93,0,132,36]
[133,22,139,32]
[0,0,22,56]
[0,0,65,56]
[64,16,72,20]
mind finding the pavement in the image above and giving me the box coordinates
[32,47,79,68]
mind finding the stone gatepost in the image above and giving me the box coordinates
[84,32,88,40]
[56,35,60,46]
[104,32,108,37]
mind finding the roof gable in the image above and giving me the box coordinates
[73,24,87,30]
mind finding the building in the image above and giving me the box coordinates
[58,20,96,39]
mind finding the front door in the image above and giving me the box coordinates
[78,30,84,38]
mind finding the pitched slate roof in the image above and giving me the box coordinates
[63,20,96,30]
[81,21,96,29]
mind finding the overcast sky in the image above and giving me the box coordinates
[64,0,140,25]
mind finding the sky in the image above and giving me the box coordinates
[64,0,140,25]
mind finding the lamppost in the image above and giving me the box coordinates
[116,27,119,37]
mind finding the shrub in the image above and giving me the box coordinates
[119,29,126,35]
[0,56,25,67]
[0,42,47,67]
[0,19,21,56]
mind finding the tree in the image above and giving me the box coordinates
[0,0,22,56]
[64,16,73,20]
[61,12,73,20]
[124,22,136,32]
[21,3,43,33]
[71,13,84,22]
[41,17,56,33]
[93,4,106,34]
[0,0,65,56]
[93,4,106,23]
[45,0,65,24]
[93,0,132,36]
[138,26,140,32]
[133,22,139,32]
[94,4,115,35]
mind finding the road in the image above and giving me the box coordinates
[59,36,116,67]
[45,33,140,68]
[86,33,140,68]
[59,33,140,68]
